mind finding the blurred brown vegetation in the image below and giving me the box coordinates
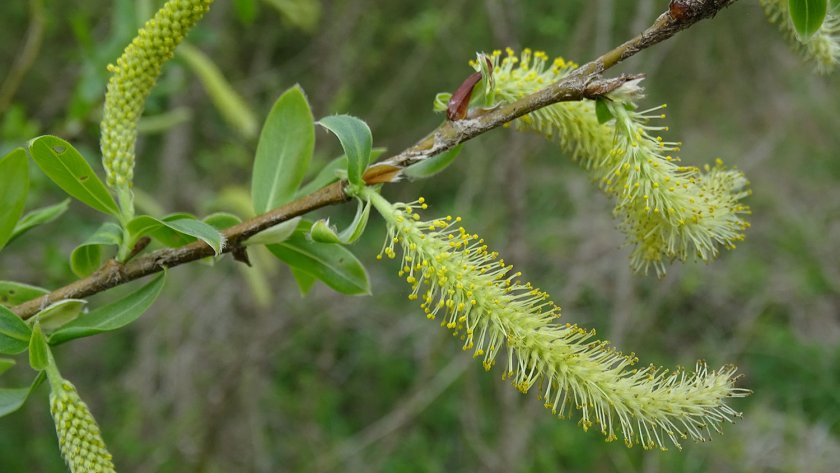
[1,0,839,472]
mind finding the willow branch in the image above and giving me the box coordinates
[11,0,739,320]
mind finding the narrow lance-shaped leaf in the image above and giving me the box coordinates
[70,222,123,278]
[28,136,120,218]
[317,115,372,186]
[252,85,315,214]
[49,272,166,345]
[268,228,370,295]
[789,0,828,40]
[0,148,30,251]
[127,215,225,255]
[0,305,33,355]
[163,217,225,255]
[9,199,70,243]
[0,372,45,418]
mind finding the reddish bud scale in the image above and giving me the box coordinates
[447,71,483,121]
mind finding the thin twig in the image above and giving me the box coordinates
[10,0,740,320]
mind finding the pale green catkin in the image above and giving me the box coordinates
[49,379,116,472]
[100,0,213,190]
[367,190,748,450]
[438,49,751,276]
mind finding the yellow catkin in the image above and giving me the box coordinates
[50,379,116,473]
[367,190,748,450]
[100,0,213,189]
[436,49,751,276]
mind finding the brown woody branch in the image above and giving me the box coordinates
[11,0,739,320]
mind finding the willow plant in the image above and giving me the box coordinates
[0,0,836,470]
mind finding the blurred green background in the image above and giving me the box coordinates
[2,0,840,471]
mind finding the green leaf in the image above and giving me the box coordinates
[290,267,316,296]
[252,85,315,214]
[70,222,122,278]
[127,215,225,255]
[243,217,301,246]
[831,0,840,12]
[49,273,166,345]
[309,219,341,244]
[0,305,32,355]
[338,200,371,244]
[164,217,225,255]
[789,0,828,40]
[403,145,462,180]
[317,115,372,186]
[310,200,371,244]
[0,372,45,418]
[595,98,615,124]
[28,136,120,217]
[203,212,242,230]
[0,281,48,308]
[28,322,50,371]
[0,148,30,252]
[268,231,370,295]
[35,299,87,332]
[0,358,14,376]
[9,199,70,243]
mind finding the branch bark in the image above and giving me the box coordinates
[11,0,740,320]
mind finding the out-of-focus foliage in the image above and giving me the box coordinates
[0,0,839,471]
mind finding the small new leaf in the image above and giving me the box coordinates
[70,222,123,278]
[317,115,373,187]
[0,148,30,252]
[0,305,33,355]
[789,0,828,41]
[595,98,615,124]
[252,85,315,214]
[49,273,166,345]
[310,219,341,244]
[28,136,120,218]
[28,322,50,371]
[35,299,87,332]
